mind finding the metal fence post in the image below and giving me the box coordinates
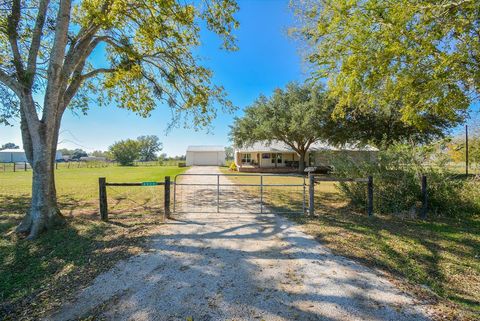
[173,176,177,213]
[303,175,306,214]
[260,175,263,214]
[309,173,314,216]
[164,176,171,219]
[217,174,220,213]
[367,176,373,217]
[99,177,108,221]
[421,175,427,219]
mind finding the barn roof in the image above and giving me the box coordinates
[0,149,25,153]
[186,145,225,152]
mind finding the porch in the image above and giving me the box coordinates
[235,151,309,172]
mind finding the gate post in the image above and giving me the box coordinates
[164,176,171,219]
[367,176,373,217]
[303,176,306,214]
[260,175,263,214]
[309,173,314,216]
[217,174,220,213]
[99,177,108,221]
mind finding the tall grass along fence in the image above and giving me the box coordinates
[330,144,480,219]
[98,176,171,222]
[0,160,187,172]
[308,174,376,217]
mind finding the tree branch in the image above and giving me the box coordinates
[7,0,25,79]
[26,0,50,82]
[0,69,22,96]
[62,68,116,108]
[43,0,72,123]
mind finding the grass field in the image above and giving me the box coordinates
[220,168,480,320]
[0,165,187,320]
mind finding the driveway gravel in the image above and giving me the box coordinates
[47,166,431,321]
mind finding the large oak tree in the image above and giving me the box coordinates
[0,0,238,239]
[231,82,333,173]
[291,0,478,130]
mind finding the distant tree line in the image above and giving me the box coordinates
[108,135,163,166]
[0,143,20,150]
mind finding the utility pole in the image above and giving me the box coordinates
[466,124,469,176]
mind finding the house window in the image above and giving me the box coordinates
[241,153,252,164]
[262,153,271,159]
[271,153,283,164]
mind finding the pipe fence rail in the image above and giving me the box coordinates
[96,173,430,220]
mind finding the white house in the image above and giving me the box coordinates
[0,149,63,163]
[186,145,226,166]
[234,140,377,172]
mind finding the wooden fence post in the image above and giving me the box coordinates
[99,177,108,221]
[309,173,315,216]
[24,162,27,171]
[164,176,171,219]
[13,162,16,172]
[421,175,428,219]
[367,176,374,217]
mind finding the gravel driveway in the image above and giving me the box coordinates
[48,166,431,321]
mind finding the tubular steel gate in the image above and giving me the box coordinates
[173,173,306,214]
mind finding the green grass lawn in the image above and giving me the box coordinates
[0,165,187,320]
[221,167,480,320]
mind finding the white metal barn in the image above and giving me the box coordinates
[0,149,28,162]
[186,145,225,166]
[0,149,63,163]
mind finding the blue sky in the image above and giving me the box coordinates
[0,0,305,156]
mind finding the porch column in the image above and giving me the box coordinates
[235,152,241,168]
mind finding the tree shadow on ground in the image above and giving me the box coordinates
[49,208,429,321]
[271,189,480,316]
[0,194,163,321]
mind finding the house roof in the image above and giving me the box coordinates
[0,149,25,153]
[187,145,225,152]
[235,140,378,153]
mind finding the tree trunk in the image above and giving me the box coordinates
[16,119,64,239]
[298,151,306,173]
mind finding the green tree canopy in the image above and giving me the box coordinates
[324,103,461,147]
[291,0,478,129]
[0,0,238,238]
[230,82,334,172]
[0,142,19,150]
[137,135,162,161]
[109,139,141,166]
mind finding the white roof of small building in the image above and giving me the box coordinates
[187,145,225,152]
[0,149,25,153]
[235,140,377,152]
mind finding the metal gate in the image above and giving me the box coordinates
[173,173,306,214]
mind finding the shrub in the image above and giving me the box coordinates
[330,143,480,218]
[108,139,141,166]
[229,162,237,171]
